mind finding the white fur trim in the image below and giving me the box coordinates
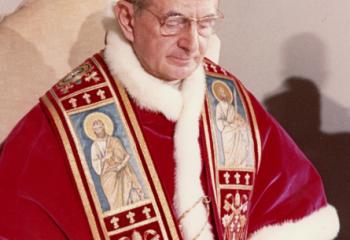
[103,4,214,239]
[249,204,340,240]
[104,29,183,121]
[173,66,214,240]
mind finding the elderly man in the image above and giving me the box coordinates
[0,0,340,239]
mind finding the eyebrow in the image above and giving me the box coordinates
[201,13,217,18]
[164,10,218,19]
[164,10,185,18]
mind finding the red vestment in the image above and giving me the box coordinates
[0,80,339,239]
[0,29,340,240]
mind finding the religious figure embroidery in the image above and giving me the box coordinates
[212,81,250,168]
[84,112,144,210]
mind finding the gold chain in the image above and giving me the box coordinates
[178,196,211,240]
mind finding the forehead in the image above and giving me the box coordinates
[150,0,219,16]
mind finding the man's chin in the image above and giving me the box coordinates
[162,62,199,80]
[166,68,196,81]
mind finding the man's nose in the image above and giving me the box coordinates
[178,22,200,54]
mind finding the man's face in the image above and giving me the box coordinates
[131,0,218,81]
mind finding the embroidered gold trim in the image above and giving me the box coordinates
[204,74,258,235]
[206,71,235,81]
[201,108,218,203]
[115,80,180,240]
[60,83,108,101]
[92,58,171,239]
[205,93,222,215]
[108,217,159,236]
[50,90,110,238]
[41,95,102,240]
[103,199,153,217]
[236,81,262,171]
[207,73,256,167]
[219,185,253,191]
[66,99,114,114]
[218,167,256,172]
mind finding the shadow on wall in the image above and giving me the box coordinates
[264,33,350,240]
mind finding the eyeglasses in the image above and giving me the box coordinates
[141,7,224,37]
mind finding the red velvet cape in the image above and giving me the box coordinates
[0,55,330,239]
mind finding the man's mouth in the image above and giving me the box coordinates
[168,56,194,66]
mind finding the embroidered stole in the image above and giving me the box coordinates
[40,54,260,240]
[202,59,261,240]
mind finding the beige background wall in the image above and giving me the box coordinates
[218,1,350,133]
[0,1,349,238]
[0,0,106,142]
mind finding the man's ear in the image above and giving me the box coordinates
[114,0,135,42]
